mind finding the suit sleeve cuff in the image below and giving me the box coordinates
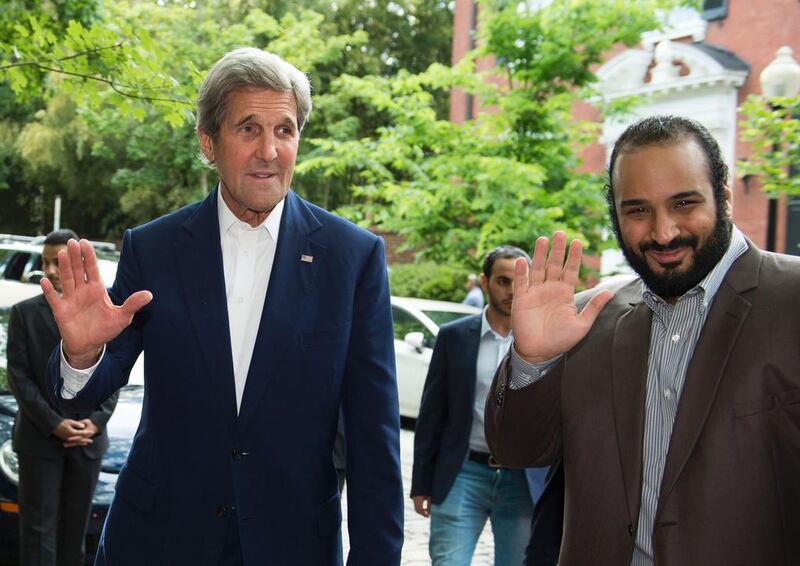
[59,342,104,399]
[508,347,562,390]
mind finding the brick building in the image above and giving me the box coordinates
[451,0,800,274]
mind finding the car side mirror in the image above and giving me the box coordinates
[404,331,425,353]
[24,270,45,284]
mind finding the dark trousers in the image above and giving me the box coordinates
[524,460,564,566]
[17,449,101,566]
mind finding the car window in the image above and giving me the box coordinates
[392,306,434,344]
[2,252,31,281]
[0,249,12,273]
[422,310,473,327]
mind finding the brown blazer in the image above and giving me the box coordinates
[485,243,800,566]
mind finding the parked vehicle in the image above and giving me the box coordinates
[391,297,480,419]
[0,238,118,309]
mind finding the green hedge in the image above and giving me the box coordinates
[388,262,474,303]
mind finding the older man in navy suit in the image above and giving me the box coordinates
[43,48,403,565]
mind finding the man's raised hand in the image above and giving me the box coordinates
[40,239,152,369]
[511,231,613,363]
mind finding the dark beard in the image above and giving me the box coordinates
[618,215,733,300]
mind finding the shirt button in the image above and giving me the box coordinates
[236,297,244,304]
[664,389,672,400]
[671,334,680,343]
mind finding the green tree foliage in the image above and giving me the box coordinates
[389,262,472,303]
[302,0,688,270]
[738,94,800,196]
[0,0,454,240]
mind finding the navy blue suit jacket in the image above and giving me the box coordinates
[47,189,403,565]
[410,314,482,504]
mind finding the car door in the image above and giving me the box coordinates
[392,305,435,419]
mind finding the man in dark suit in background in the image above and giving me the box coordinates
[7,229,118,566]
[411,245,549,565]
[42,48,403,565]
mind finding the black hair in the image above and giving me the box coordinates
[482,245,531,278]
[605,115,729,233]
[43,229,78,246]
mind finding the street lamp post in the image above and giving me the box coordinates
[759,46,800,252]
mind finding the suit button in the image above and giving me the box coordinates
[217,505,228,518]
[232,449,242,460]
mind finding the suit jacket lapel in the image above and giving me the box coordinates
[34,294,60,344]
[176,189,238,426]
[463,315,482,408]
[656,245,759,517]
[611,298,652,531]
[237,191,321,431]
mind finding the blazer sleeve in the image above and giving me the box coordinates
[7,303,64,436]
[410,325,450,497]
[89,389,119,431]
[484,353,563,468]
[340,236,404,565]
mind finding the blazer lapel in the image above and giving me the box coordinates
[236,191,322,431]
[656,245,759,517]
[34,295,60,344]
[611,298,652,531]
[463,315,482,406]
[176,189,238,426]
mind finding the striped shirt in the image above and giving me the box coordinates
[509,226,747,565]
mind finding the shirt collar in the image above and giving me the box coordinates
[216,185,284,243]
[480,307,513,340]
[641,224,748,309]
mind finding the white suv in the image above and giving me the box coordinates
[0,236,118,308]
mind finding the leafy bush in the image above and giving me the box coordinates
[389,262,473,303]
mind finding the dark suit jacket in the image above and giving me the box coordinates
[411,314,482,503]
[7,294,116,459]
[46,189,403,565]
[486,243,800,565]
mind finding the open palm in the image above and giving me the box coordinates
[512,232,613,363]
[41,239,152,369]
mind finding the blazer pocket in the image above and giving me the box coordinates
[301,323,352,348]
[315,493,342,539]
[734,387,800,418]
[115,465,159,513]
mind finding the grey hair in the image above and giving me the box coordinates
[196,47,312,146]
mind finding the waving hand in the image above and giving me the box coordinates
[512,232,613,363]
[41,239,152,369]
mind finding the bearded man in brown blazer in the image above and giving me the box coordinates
[485,115,800,566]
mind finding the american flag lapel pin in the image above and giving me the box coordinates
[300,254,314,263]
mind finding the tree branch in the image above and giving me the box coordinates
[0,42,125,70]
[1,62,191,106]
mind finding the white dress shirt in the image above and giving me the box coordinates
[60,190,284,413]
[469,308,514,454]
